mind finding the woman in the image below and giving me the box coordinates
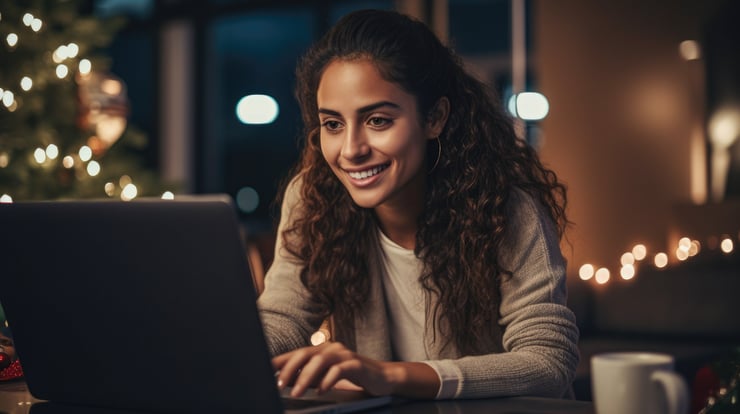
[257,9,579,400]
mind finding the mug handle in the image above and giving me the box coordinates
[651,370,689,414]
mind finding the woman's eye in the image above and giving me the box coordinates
[322,120,342,131]
[368,117,390,127]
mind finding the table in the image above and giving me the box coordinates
[0,381,594,414]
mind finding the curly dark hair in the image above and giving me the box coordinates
[280,9,568,355]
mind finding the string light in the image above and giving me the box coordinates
[620,264,635,280]
[632,244,647,260]
[6,33,18,47]
[579,264,595,280]
[62,155,74,168]
[79,59,92,75]
[721,237,734,254]
[20,76,32,91]
[31,18,43,32]
[55,64,69,79]
[594,268,610,284]
[0,194,12,203]
[45,144,59,159]
[2,90,14,107]
[0,152,9,168]
[654,253,668,268]
[33,148,46,164]
[78,146,92,162]
[104,182,115,196]
[161,191,175,200]
[121,183,138,201]
[22,13,34,26]
[86,160,101,176]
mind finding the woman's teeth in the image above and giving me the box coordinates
[348,164,388,179]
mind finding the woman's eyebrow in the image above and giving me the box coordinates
[318,101,401,117]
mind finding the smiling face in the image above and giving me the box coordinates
[317,59,439,214]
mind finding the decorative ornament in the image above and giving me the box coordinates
[76,71,129,156]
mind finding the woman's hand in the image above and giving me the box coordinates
[272,342,440,399]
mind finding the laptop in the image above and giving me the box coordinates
[0,196,391,414]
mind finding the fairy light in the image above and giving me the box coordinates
[86,160,100,176]
[66,43,79,58]
[620,264,635,280]
[121,183,138,201]
[0,194,12,203]
[56,64,69,79]
[62,155,74,168]
[0,152,8,168]
[721,238,734,254]
[2,90,14,107]
[632,244,647,261]
[45,144,59,159]
[22,13,34,26]
[104,182,115,196]
[689,240,700,257]
[33,148,46,164]
[31,18,42,32]
[620,252,635,266]
[20,76,32,91]
[78,146,92,162]
[579,264,595,280]
[654,252,668,268]
[119,175,132,188]
[161,191,175,200]
[79,59,92,75]
[6,33,18,47]
[594,268,610,284]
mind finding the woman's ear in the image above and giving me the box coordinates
[426,97,450,139]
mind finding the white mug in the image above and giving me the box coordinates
[591,352,689,414]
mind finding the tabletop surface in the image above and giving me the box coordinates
[0,381,595,414]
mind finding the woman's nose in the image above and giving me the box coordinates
[340,126,370,161]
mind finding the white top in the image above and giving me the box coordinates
[377,229,462,398]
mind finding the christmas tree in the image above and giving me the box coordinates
[0,0,168,202]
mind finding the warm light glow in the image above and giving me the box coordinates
[53,45,68,63]
[161,191,175,200]
[20,77,32,91]
[678,237,691,250]
[62,155,74,168]
[654,253,668,268]
[119,175,132,187]
[0,194,12,203]
[78,146,92,162]
[2,90,14,107]
[33,148,46,164]
[578,264,595,280]
[56,64,69,79]
[79,59,92,75]
[632,244,647,260]
[31,18,42,32]
[620,264,635,280]
[679,40,701,61]
[594,268,610,284]
[87,160,100,176]
[66,43,79,58]
[104,182,115,196]
[310,330,328,346]
[0,152,8,168]
[720,238,734,254]
[689,240,700,257]
[236,94,279,125]
[121,183,138,201]
[45,144,59,159]
[22,13,34,26]
[101,79,122,95]
[676,247,689,261]
[620,252,635,266]
[6,33,18,47]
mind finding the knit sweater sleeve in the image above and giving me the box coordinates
[429,190,580,399]
[256,178,325,356]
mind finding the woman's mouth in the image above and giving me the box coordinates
[346,163,390,180]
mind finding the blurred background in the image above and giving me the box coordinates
[2,0,740,406]
[1,0,739,286]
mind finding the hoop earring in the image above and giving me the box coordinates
[428,137,441,174]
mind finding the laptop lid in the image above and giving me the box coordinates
[0,196,285,414]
